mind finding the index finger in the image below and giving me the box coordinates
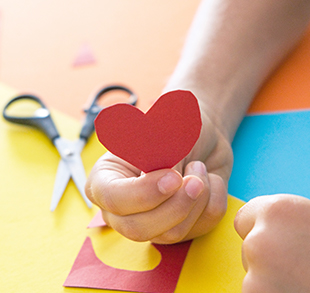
[234,195,272,239]
[86,156,183,215]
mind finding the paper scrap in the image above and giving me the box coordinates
[87,210,106,228]
[64,237,192,293]
[72,43,96,67]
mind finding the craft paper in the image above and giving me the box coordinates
[69,211,192,292]
[85,211,194,292]
[64,236,192,293]
[229,110,310,202]
[1,83,245,293]
[95,90,202,173]
[72,43,96,67]
[63,196,245,293]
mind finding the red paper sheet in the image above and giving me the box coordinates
[64,237,192,293]
[65,211,193,293]
[95,90,202,173]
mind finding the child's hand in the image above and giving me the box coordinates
[235,194,310,292]
[85,113,232,244]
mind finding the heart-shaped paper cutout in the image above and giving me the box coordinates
[94,90,202,173]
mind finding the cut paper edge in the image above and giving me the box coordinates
[64,237,192,293]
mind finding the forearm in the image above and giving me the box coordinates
[164,0,310,141]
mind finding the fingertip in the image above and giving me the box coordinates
[234,198,261,240]
[85,173,99,206]
[184,176,204,200]
[157,170,183,195]
[182,161,209,201]
[234,204,246,237]
[186,161,207,177]
[205,173,228,221]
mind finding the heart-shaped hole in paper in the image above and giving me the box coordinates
[91,229,161,271]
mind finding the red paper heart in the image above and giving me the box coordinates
[94,90,202,173]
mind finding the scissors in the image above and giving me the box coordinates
[3,85,138,211]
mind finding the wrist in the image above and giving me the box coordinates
[163,81,239,143]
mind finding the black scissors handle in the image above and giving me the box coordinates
[79,85,138,141]
[2,95,60,143]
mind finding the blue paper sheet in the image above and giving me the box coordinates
[229,110,310,202]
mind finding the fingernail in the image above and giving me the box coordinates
[185,177,204,200]
[158,172,182,194]
[191,161,207,176]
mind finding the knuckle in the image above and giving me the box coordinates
[116,218,150,242]
[206,174,228,222]
[242,230,269,264]
[85,182,94,202]
[169,197,194,223]
[263,194,293,220]
[102,195,120,214]
[156,228,187,244]
[169,208,189,226]
[208,199,227,221]
[242,273,266,293]
[130,190,154,211]
[91,178,120,214]
[242,236,259,263]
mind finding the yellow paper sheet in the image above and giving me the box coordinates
[0,82,245,292]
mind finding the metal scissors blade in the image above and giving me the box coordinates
[50,159,71,211]
[52,137,92,210]
[50,85,137,210]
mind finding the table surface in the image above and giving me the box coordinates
[1,1,310,292]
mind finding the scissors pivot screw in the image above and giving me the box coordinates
[63,149,74,157]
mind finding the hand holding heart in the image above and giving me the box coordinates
[85,90,232,244]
